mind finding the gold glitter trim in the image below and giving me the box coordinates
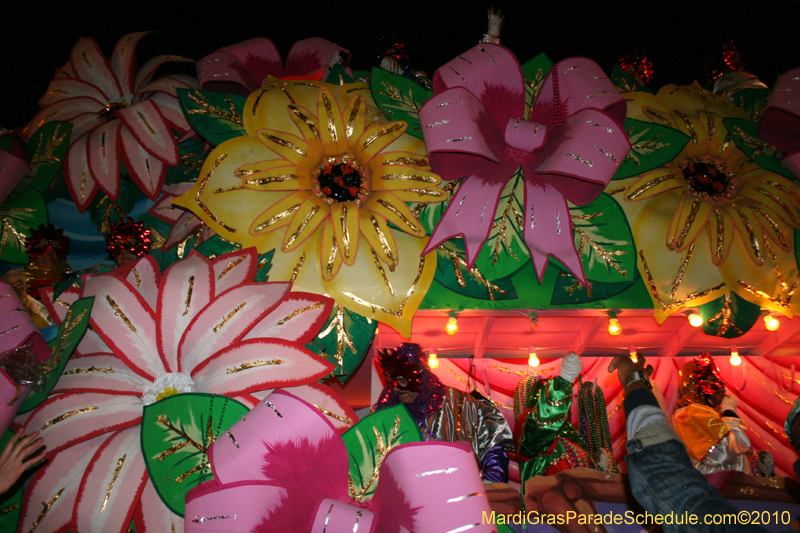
[595,146,619,165]
[218,256,246,280]
[670,243,695,298]
[290,252,306,282]
[136,111,156,134]
[101,454,126,513]
[376,199,421,233]
[379,173,438,184]
[314,404,352,424]
[195,154,236,233]
[325,239,339,278]
[186,91,242,126]
[183,276,195,316]
[750,205,788,248]
[226,359,283,374]
[213,301,247,333]
[369,216,394,261]
[253,205,300,233]
[731,205,763,262]
[673,111,697,143]
[29,488,64,532]
[343,255,425,317]
[713,208,726,263]
[176,461,209,483]
[625,174,682,201]
[131,267,141,287]
[339,205,351,258]
[706,292,743,336]
[348,416,402,501]
[277,302,325,325]
[639,249,725,311]
[564,152,593,167]
[361,124,403,151]
[672,199,701,250]
[63,366,115,375]
[317,305,355,367]
[243,174,301,186]
[753,186,800,225]
[214,184,244,194]
[287,105,320,139]
[346,96,363,139]
[370,249,394,295]
[283,206,320,250]
[380,156,429,167]
[321,91,338,144]
[106,295,137,332]
[438,245,507,299]
[0,503,18,517]
[41,407,98,430]
[259,132,306,157]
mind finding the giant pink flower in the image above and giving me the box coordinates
[28,32,198,211]
[18,249,346,533]
[419,44,630,283]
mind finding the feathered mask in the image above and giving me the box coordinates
[26,223,70,259]
[376,343,427,393]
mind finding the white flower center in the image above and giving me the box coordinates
[141,372,195,405]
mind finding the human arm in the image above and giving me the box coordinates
[0,429,45,494]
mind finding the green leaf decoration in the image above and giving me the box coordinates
[0,429,39,532]
[0,189,48,264]
[341,405,421,501]
[551,270,640,305]
[614,118,691,180]
[306,304,377,383]
[23,121,72,202]
[434,239,518,300]
[177,89,247,147]
[520,52,553,120]
[141,393,249,516]
[415,180,458,235]
[699,291,760,338]
[474,168,531,278]
[729,88,769,122]
[370,67,433,139]
[19,297,95,414]
[610,63,655,95]
[166,137,207,185]
[88,176,141,236]
[193,233,241,257]
[326,65,356,85]
[723,118,795,179]
[351,69,370,80]
[52,265,114,299]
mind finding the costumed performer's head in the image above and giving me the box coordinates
[374,343,446,422]
[26,223,70,271]
[107,217,152,267]
[678,353,726,408]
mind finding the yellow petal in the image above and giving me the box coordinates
[749,203,793,252]
[624,168,685,202]
[317,87,348,156]
[342,93,367,143]
[250,190,309,237]
[724,204,766,265]
[359,210,398,267]
[625,92,673,124]
[231,161,312,192]
[281,196,329,252]
[354,121,407,165]
[388,186,446,204]
[246,229,326,296]
[286,102,324,154]
[321,232,437,338]
[369,164,441,192]
[666,194,710,252]
[245,77,324,133]
[705,205,734,266]
[363,191,425,237]
[256,128,320,168]
[320,218,344,281]
[366,151,431,173]
[740,179,800,227]
[330,202,360,265]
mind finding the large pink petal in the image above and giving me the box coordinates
[210,248,258,296]
[134,479,184,533]
[39,77,111,107]
[251,382,357,433]
[149,92,191,133]
[135,55,195,94]
[523,180,586,284]
[23,392,142,454]
[82,272,161,380]
[125,255,161,310]
[190,339,335,395]
[198,38,282,94]
[162,213,205,250]
[139,74,197,97]
[110,32,149,95]
[284,37,352,79]
[185,482,295,533]
[29,97,103,136]
[18,435,110,533]
[74,426,148,533]
[243,292,332,345]
[178,282,291,372]
[157,252,215,373]
[70,37,123,100]
[119,127,167,200]
[149,184,194,223]
[69,113,106,146]
[65,132,100,211]
[54,354,150,395]
[422,175,507,267]
[117,99,179,165]
[87,120,121,200]
[40,289,114,357]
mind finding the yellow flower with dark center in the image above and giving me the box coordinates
[614,83,800,321]
[175,78,445,335]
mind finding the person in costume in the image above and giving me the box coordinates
[786,398,800,479]
[513,352,603,485]
[672,354,772,476]
[373,343,513,483]
[106,217,153,268]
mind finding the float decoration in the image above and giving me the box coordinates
[434,238,519,301]
[724,117,794,179]
[140,392,249,515]
[18,296,95,413]
[177,89,247,147]
[306,304,378,382]
[520,52,553,117]
[0,133,29,205]
[419,43,630,285]
[147,183,216,255]
[612,118,692,181]
[0,189,47,264]
[729,87,769,122]
[759,68,800,178]
[370,66,433,139]
[698,291,760,338]
[165,136,208,185]
[87,174,141,236]
[0,430,28,531]
[17,121,72,202]
[611,61,655,95]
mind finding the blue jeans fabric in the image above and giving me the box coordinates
[626,423,796,533]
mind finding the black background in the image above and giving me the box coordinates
[2,0,798,129]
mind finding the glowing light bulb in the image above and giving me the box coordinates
[629,350,638,364]
[764,314,780,331]
[428,353,439,369]
[608,317,621,336]
[730,349,741,367]
[445,317,458,336]
[688,312,704,328]
[528,351,540,367]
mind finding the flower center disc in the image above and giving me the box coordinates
[317,159,364,203]
[98,101,128,122]
[684,160,730,198]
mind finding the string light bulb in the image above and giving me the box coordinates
[428,351,439,369]
[729,346,741,367]
[687,311,704,327]
[629,346,638,364]
[528,348,539,368]
[529,311,539,332]
[763,313,780,331]
[445,312,458,336]
[607,311,621,336]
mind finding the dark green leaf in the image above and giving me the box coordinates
[699,292,760,338]
[177,89,247,147]
[351,69,370,80]
[614,118,691,180]
[166,137,207,185]
[551,271,640,305]
[341,405,421,501]
[326,66,356,85]
[19,297,95,413]
[520,53,553,120]
[88,176,141,236]
[370,67,433,139]
[306,305,377,383]
[434,239,518,300]
[141,393,249,516]
[723,118,795,179]
[0,189,48,264]
[23,121,72,202]
[610,63,655,95]
[729,88,769,122]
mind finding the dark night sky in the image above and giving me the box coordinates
[2,0,798,129]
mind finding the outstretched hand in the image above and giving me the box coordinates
[607,354,653,391]
[0,429,46,495]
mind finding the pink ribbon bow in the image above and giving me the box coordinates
[759,68,800,178]
[419,44,630,284]
[185,390,498,533]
